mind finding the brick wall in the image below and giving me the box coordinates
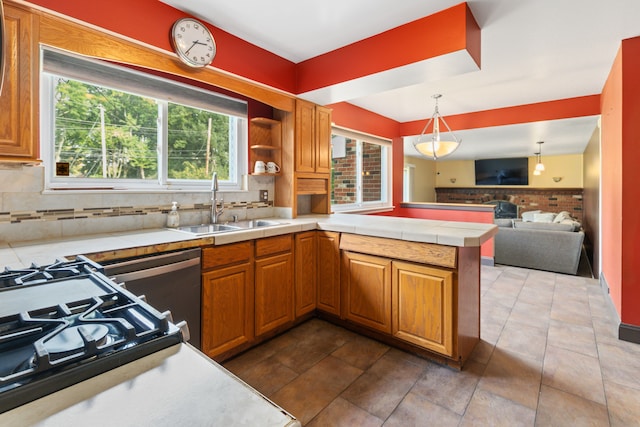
[331,139,382,204]
[435,187,584,223]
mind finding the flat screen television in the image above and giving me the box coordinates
[475,157,528,185]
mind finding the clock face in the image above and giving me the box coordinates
[171,18,216,68]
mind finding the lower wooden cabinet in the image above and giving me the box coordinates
[316,231,340,316]
[254,235,294,336]
[341,251,392,334]
[392,261,453,356]
[255,252,294,335]
[201,261,254,359]
[294,231,317,317]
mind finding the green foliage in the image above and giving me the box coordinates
[53,78,231,181]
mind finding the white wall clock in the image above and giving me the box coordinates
[170,17,216,68]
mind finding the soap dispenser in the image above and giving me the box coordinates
[167,202,180,228]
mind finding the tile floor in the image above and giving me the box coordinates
[223,265,640,426]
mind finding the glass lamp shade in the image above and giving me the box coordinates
[535,162,545,172]
[414,139,460,159]
[533,169,541,176]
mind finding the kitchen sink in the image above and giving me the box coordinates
[173,223,243,235]
[170,220,285,236]
[233,220,285,229]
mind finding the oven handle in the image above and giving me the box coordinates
[109,257,200,283]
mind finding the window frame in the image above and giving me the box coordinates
[40,48,248,192]
[330,127,392,213]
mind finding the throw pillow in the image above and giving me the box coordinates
[521,210,541,222]
[553,211,572,223]
[533,212,555,223]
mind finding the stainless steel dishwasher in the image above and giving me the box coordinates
[103,248,202,350]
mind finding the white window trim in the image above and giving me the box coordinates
[331,126,393,213]
[40,47,248,192]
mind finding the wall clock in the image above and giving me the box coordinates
[170,17,216,68]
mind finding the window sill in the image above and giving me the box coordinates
[332,206,395,215]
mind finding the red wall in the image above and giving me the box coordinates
[601,35,640,327]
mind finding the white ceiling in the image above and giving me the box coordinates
[160,0,639,160]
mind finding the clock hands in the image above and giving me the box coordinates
[184,41,209,55]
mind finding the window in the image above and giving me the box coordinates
[331,128,391,211]
[40,48,247,190]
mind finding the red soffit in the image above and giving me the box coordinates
[296,3,481,105]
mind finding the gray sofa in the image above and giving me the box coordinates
[494,215,585,275]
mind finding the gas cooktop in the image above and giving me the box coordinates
[0,256,185,414]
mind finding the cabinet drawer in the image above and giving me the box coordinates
[202,241,253,270]
[256,234,292,258]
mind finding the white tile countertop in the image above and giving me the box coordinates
[0,214,497,269]
[0,343,300,427]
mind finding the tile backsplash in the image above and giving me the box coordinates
[0,165,275,243]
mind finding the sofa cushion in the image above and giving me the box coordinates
[553,211,573,223]
[513,221,576,232]
[521,210,541,222]
[533,212,555,223]
[494,218,514,228]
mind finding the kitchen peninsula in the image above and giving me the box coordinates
[0,214,497,425]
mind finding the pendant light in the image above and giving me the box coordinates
[535,141,545,172]
[413,94,460,160]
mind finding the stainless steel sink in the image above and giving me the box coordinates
[173,223,243,235]
[170,220,285,236]
[233,220,285,229]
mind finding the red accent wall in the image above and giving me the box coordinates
[26,0,297,93]
[296,3,480,94]
[601,35,640,327]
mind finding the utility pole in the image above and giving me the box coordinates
[99,104,107,178]
[205,117,212,175]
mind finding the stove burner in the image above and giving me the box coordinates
[0,256,184,414]
[44,324,110,355]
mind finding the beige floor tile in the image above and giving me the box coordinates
[496,320,548,362]
[597,341,640,390]
[515,288,554,309]
[477,347,542,410]
[460,388,535,427]
[547,318,597,358]
[306,397,383,427]
[507,301,551,333]
[269,355,363,425]
[550,299,593,327]
[331,334,390,370]
[384,391,461,427]
[605,380,640,427]
[341,350,425,420]
[469,339,495,365]
[542,345,605,404]
[536,385,609,427]
[410,359,485,415]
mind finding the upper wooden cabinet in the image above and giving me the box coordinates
[0,3,39,163]
[294,99,331,174]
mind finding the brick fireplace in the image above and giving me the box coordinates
[435,187,584,223]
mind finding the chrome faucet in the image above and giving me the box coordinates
[211,172,224,223]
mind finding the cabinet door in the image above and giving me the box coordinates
[294,231,317,317]
[294,99,316,173]
[317,231,340,316]
[255,252,294,336]
[314,105,332,174]
[201,262,254,359]
[341,251,391,333]
[392,261,453,356]
[0,4,37,162]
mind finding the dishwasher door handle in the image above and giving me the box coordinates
[109,257,200,282]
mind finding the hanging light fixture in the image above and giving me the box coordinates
[413,94,460,160]
[535,141,545,172]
